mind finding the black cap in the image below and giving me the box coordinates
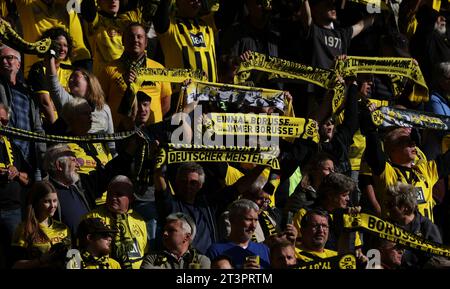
[77,218,118,238]
[137,90,152,102]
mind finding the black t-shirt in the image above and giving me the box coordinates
[304,23,353,69]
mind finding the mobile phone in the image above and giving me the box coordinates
[286,212,294,227]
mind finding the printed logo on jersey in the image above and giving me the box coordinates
[107,28,118,37]
[190,32,206,48]
[416,187,426,204]
[338,254,356,269]
[128,238,142,258]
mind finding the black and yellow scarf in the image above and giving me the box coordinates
[81,250,110,269]
[111,213,135,269]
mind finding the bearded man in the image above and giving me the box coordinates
[43,141,137,235]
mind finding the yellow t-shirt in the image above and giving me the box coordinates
[293,208,363,248]
[12,218,71,259]
[87,10,141,76]
[158,14,218,83]
[99,58,172,129]
[15,0,91,77]
[82,206,148,269]
[295,246,338,262]
[375,160,438,222]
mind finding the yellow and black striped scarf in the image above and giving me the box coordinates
[81,250,110,269]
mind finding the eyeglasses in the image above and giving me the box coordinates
[310,223,329,231]
[0,55,19,62]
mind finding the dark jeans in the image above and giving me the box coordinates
[0,208,22,268]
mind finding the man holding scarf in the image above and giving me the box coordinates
[82,175,148,269]
[98,22,172,131]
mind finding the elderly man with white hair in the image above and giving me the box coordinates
[141,212,210,269]
[43,136,139,237]
[83,175,148,269]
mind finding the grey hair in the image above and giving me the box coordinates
[60,97,90,124]
[386,182,418,212]
[0,44,21,62]
[175,162,205,185]
[43,143,72,174]
[166,212,196,241]
[317,172,355,198]
[228,199,259,221]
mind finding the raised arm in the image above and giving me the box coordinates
[80,0,97,23]
[351,15,375,39]
[339,82,360,139]
[153,0,171,34]
[360,107,386,176]
[300,0,313,30]
[154,165,175,220]
[44,55,73,112]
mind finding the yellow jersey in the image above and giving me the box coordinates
[295,246,338,262]
[158,14,218,83]
[98,57,172,129]
[375,160,439,223]
[12,218,71,259]
[15,0,91,76]
[293,208,363,249]
[87,10,141,76]
[82,206,148,269]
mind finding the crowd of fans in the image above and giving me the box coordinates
[0,0,449,269]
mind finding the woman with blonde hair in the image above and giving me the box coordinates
[11,181,71,268]
[45,57,114,142]
[45,54,116,177]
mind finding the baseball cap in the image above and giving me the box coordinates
[77,218,118,238]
